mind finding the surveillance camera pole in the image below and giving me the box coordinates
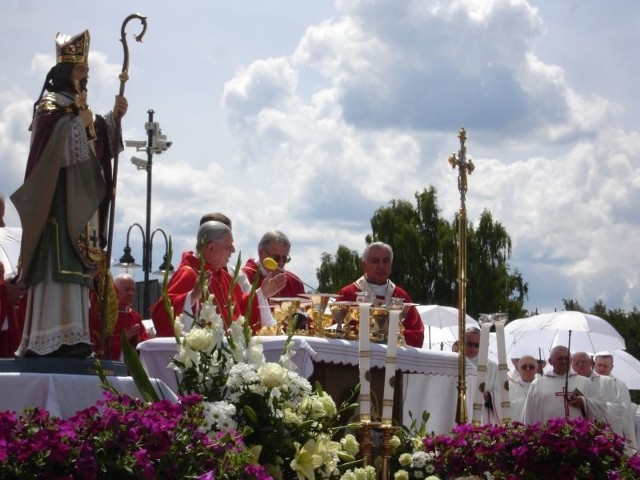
[121,110,173,320]
[141,109,155,318]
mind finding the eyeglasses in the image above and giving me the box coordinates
[465,342,480,349]
[520,365,537,370]
[268,254,291,264]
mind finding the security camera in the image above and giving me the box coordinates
[130,156,148,170]
[152,134,172,153]
[125,139,147,149]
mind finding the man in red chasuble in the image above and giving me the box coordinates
[151,221,286,337]
[242,230,305,296]
[338,241,424,348]
[108,274,148,360]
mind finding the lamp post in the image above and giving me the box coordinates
[117,109,173,318]
[117,224,173,318]
[448,126,475,424]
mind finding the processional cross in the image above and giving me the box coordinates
[449,127,475,424]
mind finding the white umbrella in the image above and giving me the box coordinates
[417,305,475,329]
[416,305,478,350]
[505,311,626,354]
[0,226,21,278]
[488,330,549,367]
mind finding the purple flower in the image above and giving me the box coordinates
[243,464,274,479]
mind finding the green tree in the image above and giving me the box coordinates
[316,245,361,292]
[466,210,528,319]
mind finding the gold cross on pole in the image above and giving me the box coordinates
[449,127,475,425]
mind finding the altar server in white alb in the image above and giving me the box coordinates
[571,352,628,436]
[508,355,540,422]
[464,327,501,424]
[522,346,607,424]
[591,352,638,451]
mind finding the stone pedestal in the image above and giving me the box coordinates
[0,357,128,376]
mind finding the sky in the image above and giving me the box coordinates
[1,0,639,316]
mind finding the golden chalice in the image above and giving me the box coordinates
[387,297,414,346]
[329,301,356,338]
[299,293,337,337]
[370,307,389,343]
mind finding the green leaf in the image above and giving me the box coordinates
[122,334,160,402]
[94,358,120,396]
[243,405,258,424]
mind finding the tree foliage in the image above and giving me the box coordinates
[316,245,361,293]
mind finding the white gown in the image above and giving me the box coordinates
[508,373,535,422]
[522,370,606,424]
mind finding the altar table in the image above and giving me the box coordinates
[0,372,177,418]
[137,336,476,434]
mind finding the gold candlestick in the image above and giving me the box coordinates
[380,424,398,480]
[360,420,374,467]
[448,127,475,424]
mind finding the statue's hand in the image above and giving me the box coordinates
[113,95,128,120]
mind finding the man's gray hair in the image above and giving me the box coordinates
[258,230,290,250]
[114,273,135,289]
[363,241,393,262]
[198,221,231,248]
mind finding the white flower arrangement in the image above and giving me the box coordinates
[168,292,359,479]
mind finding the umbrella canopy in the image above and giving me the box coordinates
[416,305,475,329]
[505,311,626,354]
[416,305,478,350]
[0,227,21,278]
[488,331,549,367]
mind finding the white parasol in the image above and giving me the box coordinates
[416,305,478,350]
[505,311,626,354]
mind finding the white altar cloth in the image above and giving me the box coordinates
[0,372,177,418]
[137,336,476,434]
